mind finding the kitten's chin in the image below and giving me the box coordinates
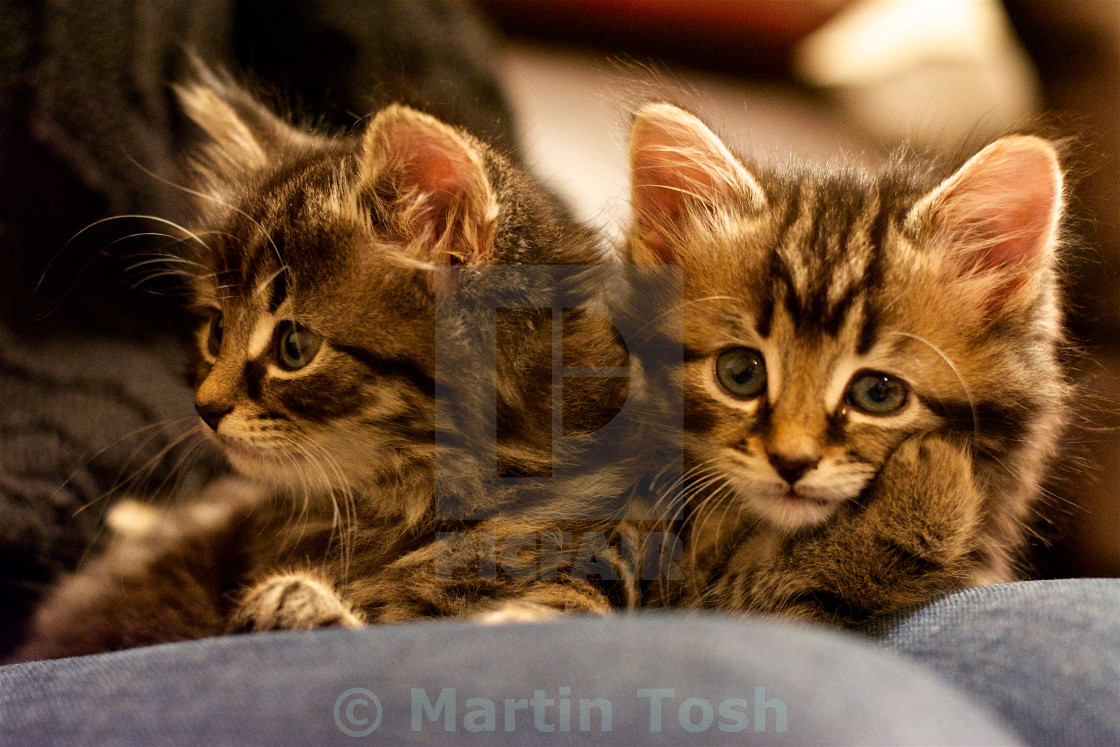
[226,449,308,489]
[753,491,841,533]
[729,480,846,533]
[218,439,340,493]
[712,456,846,532]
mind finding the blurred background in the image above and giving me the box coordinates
[472,0,1119,578]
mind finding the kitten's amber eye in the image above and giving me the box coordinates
[276,321,323,371]
[716,347,767,399]
[205,312,223,358]
[847,372,908,415]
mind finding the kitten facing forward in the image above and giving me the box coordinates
[12,71,633,661]
[625,103,1069,624]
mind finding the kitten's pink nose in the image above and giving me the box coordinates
[195,398,233,431]
[769,454,819,485]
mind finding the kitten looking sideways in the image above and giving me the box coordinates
[11,68,637,661]
[624,103,1069,624]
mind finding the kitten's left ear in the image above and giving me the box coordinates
[907,135,1064,312]
[359,105,498,290]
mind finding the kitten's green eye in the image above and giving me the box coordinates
[716,347,767,399]
[276,321,323,371]
[847,372,908,415]
[206,312,223,358]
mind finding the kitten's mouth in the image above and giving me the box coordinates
[777,491,829,507]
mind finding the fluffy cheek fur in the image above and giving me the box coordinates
[213,405,433,494]
[196,345,434,493]
[683,364,926,534]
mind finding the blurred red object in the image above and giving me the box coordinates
[477,0,851,75]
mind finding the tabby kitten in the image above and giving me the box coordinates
[625,103,1068,624]
[11,72,632,661]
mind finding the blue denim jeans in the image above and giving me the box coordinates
[0,579,1116,745]
[868,578,1120,746]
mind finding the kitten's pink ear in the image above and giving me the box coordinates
[908,135,1063,312]
[628,103,765,263]
[360,105,498,289]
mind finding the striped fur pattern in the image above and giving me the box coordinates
[11,73,632,661]
[626,104,1069,624]
[182,72,634,631]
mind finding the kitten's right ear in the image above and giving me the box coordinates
[358,105,499,291]
[628,103,766,263]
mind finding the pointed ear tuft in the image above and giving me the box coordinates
[175,62,317,196]
[908,135,1063,310]
[628,103,765,263]
[175,81,267,171]
[360,105,498,283]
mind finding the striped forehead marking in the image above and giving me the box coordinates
[759,181,892,342]
[248,314,276,359]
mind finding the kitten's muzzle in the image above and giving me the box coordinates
[196,398,233,431]
[768,454,820,486]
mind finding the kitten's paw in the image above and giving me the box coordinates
[863,433,983,564]
[738,436,984,625]
[472,600,565,625]
[882,434,971,484]
[231,574,364,633]
[470,580,614,625]
[879,434,979,508]
[106,477,267,542]
[105,499,163,538]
